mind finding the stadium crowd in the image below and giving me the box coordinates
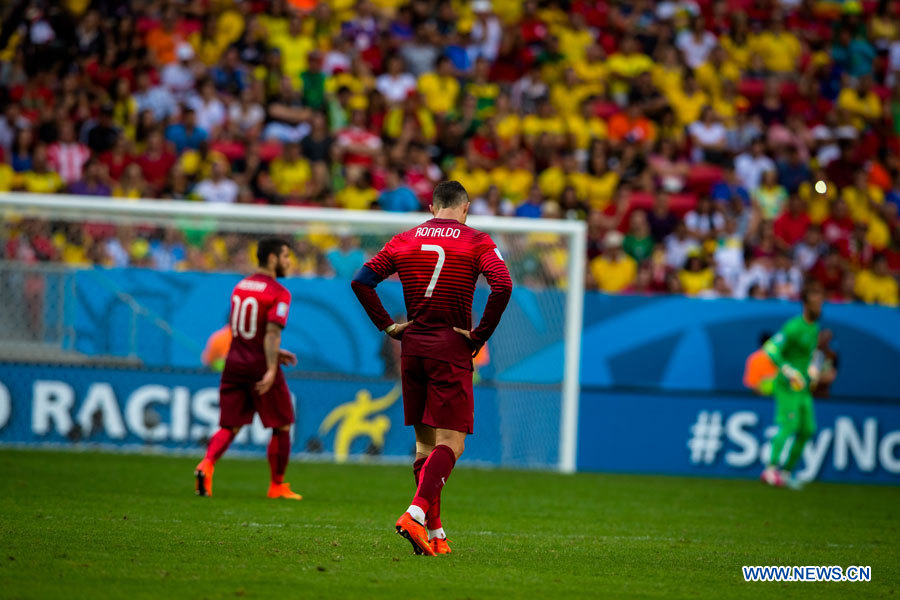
[1,0,899,306]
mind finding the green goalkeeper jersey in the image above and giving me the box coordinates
[763,315,820,386]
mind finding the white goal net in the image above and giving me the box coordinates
[0,193,585,472]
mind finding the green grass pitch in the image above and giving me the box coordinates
[0,449,897,599]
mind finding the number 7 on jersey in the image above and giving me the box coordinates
[421,244,445,298]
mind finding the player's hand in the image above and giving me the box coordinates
[386,320,413,340]
[782,365,805,391]
[453,327,481,352]
[452,327,472,340]
[256,368,277,395]
[278,348,297,367]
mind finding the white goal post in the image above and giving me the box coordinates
[0,192,586,473]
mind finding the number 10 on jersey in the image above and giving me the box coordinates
[231,295,259,339]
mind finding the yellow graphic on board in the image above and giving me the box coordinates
[318,385,400,462]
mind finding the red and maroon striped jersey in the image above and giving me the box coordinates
[358,217,512,368]
[224,273,291,380]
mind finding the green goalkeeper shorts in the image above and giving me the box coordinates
[773,379,817,437]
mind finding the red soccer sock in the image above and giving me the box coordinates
[267,429,291,484]
[426,497,442,530]
[413,456,441,528]
[204,428,236,464]
[413,456,426,485]
[411,445,456,514]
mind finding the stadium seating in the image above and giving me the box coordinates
[0,0,898,305]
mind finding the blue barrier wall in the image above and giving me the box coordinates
[0,363,896,483]
[69,268,564,384]
[514,294,900,399]
[4,267,899,483]
[0,364,562,468]
[67,268,900,398]
[578,390,900,483]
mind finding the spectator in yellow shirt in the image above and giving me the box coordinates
[190,17,231,66]
[493,94,521,149]
[490,150,534,204]
[326,56,376,97]
[750,17,801,74]
[854,255,899,306]
[466,58,501,118]
[538,157,567,200]
[269,17,315,89]
[178,145,229,181]
[556,13,594,64]
[0,162,14,192]
[586,145,621,210]
[567,101,609,151]
[720,18,753,69]
[270,142,312,198]
[678,254,716,296]
[651,46,684,99]
[384,92,437,142]
[336,171,378,210]
[711,79,749,127]
[417,57,460,115]
[550,68,593,117]
[113,164,149,199]
[837,75,882,130]
[590,230,637,293]
[17,145,64,194]
[257,2,290,40]
[798,169,836,224]
[573,44,608,96]
[607,36,654,99]
[448,153,492,200]
[695,46,741,99]
[842,170,884,223]
[522,101,566,142]
[668,75,709,127]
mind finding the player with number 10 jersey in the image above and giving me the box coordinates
[351,181,512,556]
[194,238,302,501]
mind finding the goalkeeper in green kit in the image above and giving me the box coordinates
[760,282,825,490]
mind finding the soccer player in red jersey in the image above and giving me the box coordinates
[351,181,513,555]
[194,238,303,500]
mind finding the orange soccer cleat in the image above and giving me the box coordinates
[395,512,436,556]
[194,459,214,497]
[267,482,303,500]
[430,537,452,555]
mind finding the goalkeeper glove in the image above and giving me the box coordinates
[781,364,806,391]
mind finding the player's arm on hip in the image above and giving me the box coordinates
[468,241,513,346]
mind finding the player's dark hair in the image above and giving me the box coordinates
[432,180,469,208]
[257,237,290,267]
[801,280,823,304]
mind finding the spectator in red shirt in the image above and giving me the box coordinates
[335,109,383,168]
[47,121,92,185]
[838,222,875,270]
[100,137,135,183]
[520,0,548,48]
[137,129,176,194]
[821,198,854,245]
[811,247,845,299]
[773,196,810,249]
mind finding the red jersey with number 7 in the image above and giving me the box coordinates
[361,217,513,369]
[224,273,292,380]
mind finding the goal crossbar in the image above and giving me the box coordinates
[0,192,586,473]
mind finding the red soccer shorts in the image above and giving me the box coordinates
[219,369,294,429]
[401,355,474,434]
